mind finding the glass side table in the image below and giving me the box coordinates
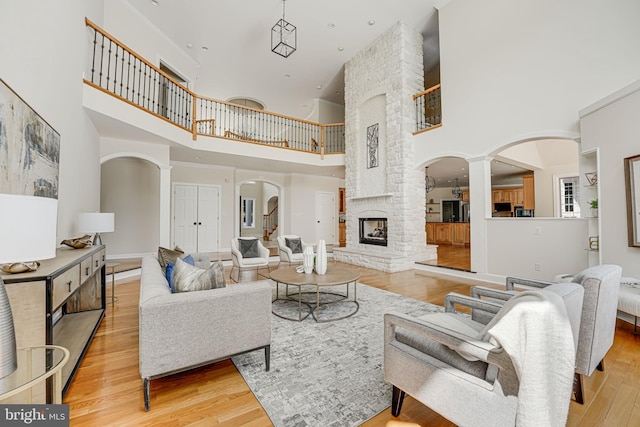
[0,345,69,404]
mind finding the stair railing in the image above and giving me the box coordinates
[413,84,442,134]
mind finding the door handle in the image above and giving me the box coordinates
[198,222,202,225]
[193,222,197,225]
[317,221,320,223]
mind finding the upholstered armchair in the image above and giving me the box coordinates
[277,235,312,266]
[384,282,584,427]
[230,237,271,282]
[470,264,622,404]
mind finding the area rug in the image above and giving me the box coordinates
[231,282,443,427]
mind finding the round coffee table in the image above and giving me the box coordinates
[270,265,360,322]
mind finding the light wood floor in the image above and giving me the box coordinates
[66,260,640,426]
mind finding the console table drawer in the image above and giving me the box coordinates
[92,249,105,273]
[52,265,80,310]
[81,257,93,284]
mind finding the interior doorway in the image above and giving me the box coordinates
[239,181,280,248]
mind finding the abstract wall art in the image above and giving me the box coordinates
[366,123,379,169]
[0,78,60,199]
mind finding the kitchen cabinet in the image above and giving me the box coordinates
[523,176,535,210]
[492,189,504,203]
[425,222,435,244]
[452,223,470,246]
[462,190,470,202]
[1,246,105,403]
[339,222,346,247]
[435,223,452,244]
[513,188,524,205]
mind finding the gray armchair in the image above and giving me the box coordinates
[384,282,584,427]
[471,264,622,404]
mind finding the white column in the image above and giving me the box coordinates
[467,156,493,274]
[159,165,172,248]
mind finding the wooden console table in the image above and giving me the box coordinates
[1,246,106,403]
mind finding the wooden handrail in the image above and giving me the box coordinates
[223,131,289,147]
[413,84,441,100]
[85,18,195,99]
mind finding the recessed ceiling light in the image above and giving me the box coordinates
[201,46,209,51]
[327,23,335,29]
[335,91,341,95]
[316,85,322,90]
[284,74,291,78]
[337,47,344,51]
[368,20,376,26]
[186,43,193,49]
[151,0,159,6]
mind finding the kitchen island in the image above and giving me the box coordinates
[426,222,470,246]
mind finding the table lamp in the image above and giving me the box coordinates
[0,194,58,378]
[78,212,114,246]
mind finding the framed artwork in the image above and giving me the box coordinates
[625,154,640,247]
[366,123,379,169]
[0,78,60,199]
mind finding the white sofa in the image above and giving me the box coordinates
[138,254,272,410]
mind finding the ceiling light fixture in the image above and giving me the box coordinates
[452,178,462,199]
[151,0,159,6]
[425,167,436,194]
[337,46,344,51]
[271,0,296,58]
[368,20,376,26]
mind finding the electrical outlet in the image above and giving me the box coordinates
[534,263,541,271]
[534,226,542,235]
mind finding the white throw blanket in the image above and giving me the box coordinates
[480,290,575,427]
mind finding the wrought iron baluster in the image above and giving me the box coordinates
[90,28,98,83]
[106,39,112,91]
[98,33,105,87]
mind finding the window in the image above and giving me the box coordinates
[560,177,580,218]
[242,198,255,228]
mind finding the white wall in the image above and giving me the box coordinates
[103,0,199,90]
[580,81,640,278]
[487,218,589,280]
[414,0,640,277]
[0,0,104,242]
[101,157,159,256]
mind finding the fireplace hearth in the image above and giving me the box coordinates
[359,218,388,246]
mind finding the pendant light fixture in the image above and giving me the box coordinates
[425,167,436,194]
[271,0,296,58]
[452,178,462,199]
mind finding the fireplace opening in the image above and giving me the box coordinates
[359,218,388,246]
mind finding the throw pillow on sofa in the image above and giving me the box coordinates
[165,255,195,292]
[285,237,303,254]
[158,246,185,271]
[173,257,226,293]
[239,238,259,258]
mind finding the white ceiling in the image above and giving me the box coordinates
[126,0,440,118]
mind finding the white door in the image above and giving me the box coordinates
[174,184,198,253]
[197,186,220,252]
[315,192,336,243]
[173,184,220,253]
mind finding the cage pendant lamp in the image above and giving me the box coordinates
[271,0,296,58]
[425,167,436,194]
[452,178,462,199]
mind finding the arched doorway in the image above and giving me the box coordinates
[239,181,280,252]
[420,157,472,271]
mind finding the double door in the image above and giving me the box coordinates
[173,184,220,253]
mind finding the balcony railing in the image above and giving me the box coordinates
[414,84,442,134]
[84,18,344,154]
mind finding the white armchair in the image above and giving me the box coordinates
[230,237,271,282]
[277,235,312,266]
[385,282,584,427]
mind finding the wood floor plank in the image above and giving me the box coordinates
[65,258,640,426]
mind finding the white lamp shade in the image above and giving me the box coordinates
[78,212,115,233]
[0,194,58,263]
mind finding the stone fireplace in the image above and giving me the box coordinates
[359,218,387,246]
[332,22,436,272]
